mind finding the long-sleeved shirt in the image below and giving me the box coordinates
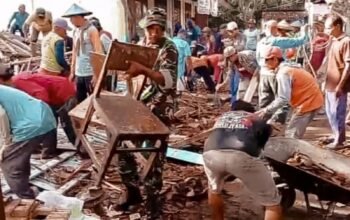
[8,11,29,28]
[55,40,70,72]
[265,63,323,114]
[256,34,308,69]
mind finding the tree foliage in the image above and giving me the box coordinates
[209,0,304,28]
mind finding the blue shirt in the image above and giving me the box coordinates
[172,37,191,78]
[8,11,29,28]
[0,85,56,143]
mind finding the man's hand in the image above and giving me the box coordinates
[125,60,147,80]
[254,109,267,118]
[335,85,343,98]
[215,83,224,92]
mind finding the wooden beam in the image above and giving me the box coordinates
[180,0,186,27]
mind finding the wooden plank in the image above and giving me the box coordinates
[80,135,102,170]
[166,147,203,165]
[171,128,213,148]
[57,173,91,194]
[243,74,258,103]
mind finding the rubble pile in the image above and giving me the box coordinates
[287,152,350,188]
[171,91,230,147]
[0,32,39,60]
[61,162,206,219]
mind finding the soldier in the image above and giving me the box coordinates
[120,8,178,219]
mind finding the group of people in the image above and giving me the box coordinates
[3,2,350,220]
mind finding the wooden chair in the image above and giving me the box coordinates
[73,41,170,185]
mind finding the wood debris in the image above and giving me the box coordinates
[287,152,350,188]
[171,91,230,147]
[0,32,40,61]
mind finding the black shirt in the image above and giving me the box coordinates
[204,111,272,157]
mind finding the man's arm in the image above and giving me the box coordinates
[338,40,350,91]
[22,14,34,37]
[8,12,16,28]
[272,34,308,49]
[90,28,103,54]
[54,40,70,72]
[0,105,11,147]
[264,70,292,114]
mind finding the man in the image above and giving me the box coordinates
[120,8,178,218]
[201,27,216,55]
[217,46,259,104]
[40,18,71,76]
[0,64,56,199]
[23,8,52,56]
[255,46,323,139]
[186,19,200,43]
[243,19,260,51]
[256,20,309,125]
[62,4,103,103]
[190,55,217,93]
[172,28,192,92]
[89,17,112,53]
[276,20,293,37]
[223,21,246,52]
[7,4,29,37]
[203,107,282,220]
[321,15,350,149]
[0,69,76,145]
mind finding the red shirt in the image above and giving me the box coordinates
[12,72,76,106]
[206,54,223,83]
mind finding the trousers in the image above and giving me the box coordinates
[1,129,56,198]
[325,91,347,144]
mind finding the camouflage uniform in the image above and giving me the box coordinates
[118,8,178,219]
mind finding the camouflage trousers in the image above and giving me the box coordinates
[119,103,170,218]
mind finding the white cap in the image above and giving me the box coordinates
[223,46,237,58]
[227,21,238,31]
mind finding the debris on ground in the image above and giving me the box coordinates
[287,152,350,188]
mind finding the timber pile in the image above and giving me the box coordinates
[4,199,70,220]
[0,32,39,60]
[171,91,230,147]
[64,162,206,219]
[287,152,350,188]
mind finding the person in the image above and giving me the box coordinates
[243,19,260,51]
[120,8,178,218]
[39,18,71,76]
[203,105,282,220]
[173,22,182,37]
[89,17,112,52]
[276,20,293,37]
[23,8,53,56]
[224,21,246,52]
[62,3,103,103]
[0,64,57,199]
[7,4,29,37]
[255,46,323,139]
[0,69,77,145]
[214,23,226,53]
[218,46,259,104]
[186,19,200,43]
[321,15,350,149]
[172,29,192,92]
[190,55,217,93]
[310,20,329,74]
[256,20,309,125]
[205,53,224,84]
[201,27,216,55]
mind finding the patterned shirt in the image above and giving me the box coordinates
[141,37,178,105]
[237,50,258,74]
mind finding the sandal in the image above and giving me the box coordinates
[318,136,334,145]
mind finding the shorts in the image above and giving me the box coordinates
[203,149,281,207]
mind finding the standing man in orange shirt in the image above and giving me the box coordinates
[322,15,350,149]
[255,46,323,139]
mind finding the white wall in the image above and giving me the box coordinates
[1,0,127,41]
